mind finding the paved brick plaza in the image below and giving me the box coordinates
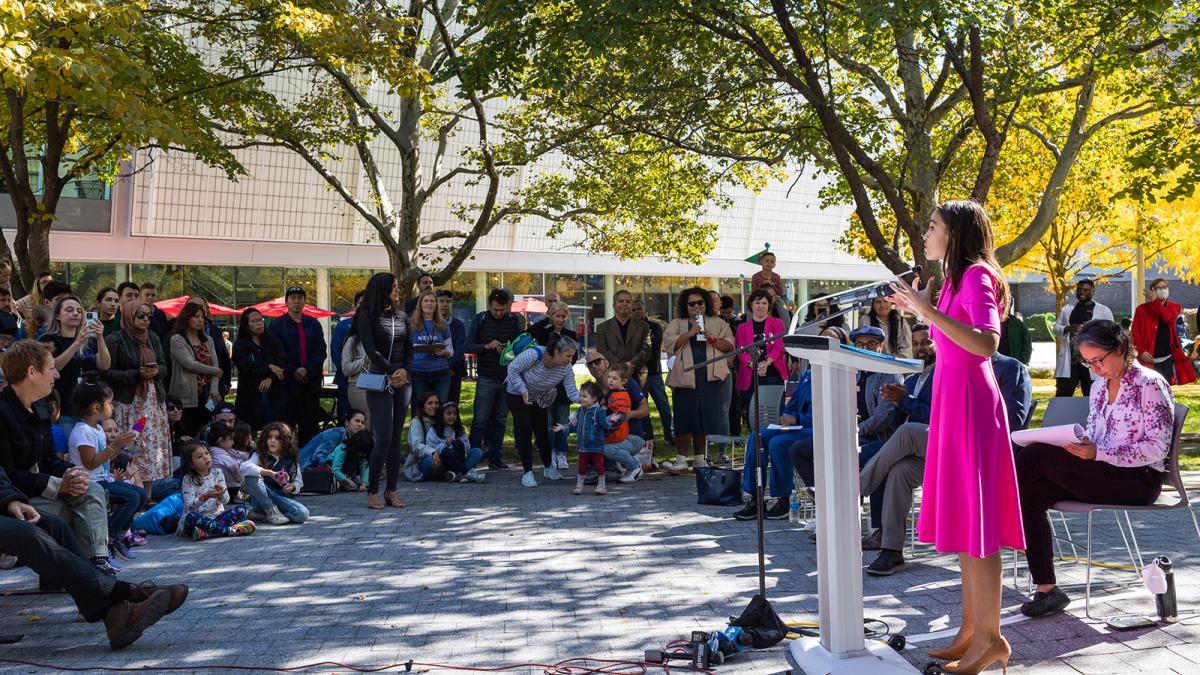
[1,470,1198,674]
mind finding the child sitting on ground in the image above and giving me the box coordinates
[68,381,148,562]
[240,422,310,525]
[208,422,250,498]
[425,401,485,483]
[328,419,372,491]
[177,440,255,541]
[555,381,621,496]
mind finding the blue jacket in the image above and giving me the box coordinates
[991,352,1033,432]
[781,371,814,427]
[298,427,349,469]
[330,317,353,386]
[268,314,327,380]
[569,403,614,455]
[896,364,935,425]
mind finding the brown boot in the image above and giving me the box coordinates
[383,491,406,508]
[367,493,384,509]
[126,582,189,615]
[104,588,170,650]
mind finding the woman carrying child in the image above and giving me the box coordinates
[177,440,255,541]
[240,422,310,526]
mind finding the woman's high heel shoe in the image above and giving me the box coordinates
[927,631,973,661]
[943,637,1011,674]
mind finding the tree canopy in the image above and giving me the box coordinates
[469,0,1200,279]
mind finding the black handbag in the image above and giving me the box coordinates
[695,465,743,506]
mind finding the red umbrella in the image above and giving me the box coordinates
[249,296,337,319]
[511,297,548,314]
[154,296,242,317]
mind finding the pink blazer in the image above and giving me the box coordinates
[735,317,789,392]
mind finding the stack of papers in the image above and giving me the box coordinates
[1011,424,1087,448]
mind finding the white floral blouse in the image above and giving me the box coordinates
[1087,364,1175,472]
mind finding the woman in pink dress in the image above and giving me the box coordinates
[891,200,1024,674]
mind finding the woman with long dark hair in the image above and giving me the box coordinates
[351,273,412,509]
[231,308,287,430]
[661,287,733,474]
[866,296,912,358]
[93,287,122,337]
[168,302,223,437]
[890,200,1023,674]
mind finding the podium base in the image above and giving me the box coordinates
[788,636,920,674]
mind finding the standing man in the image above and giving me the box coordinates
[116,282,141,306]
[1132,278,1195,386]
[268,286,328,443]
[404,272,436,315]
[466,288,524,469]
[438,290,467,405]
[631,300,672,445]
[1054,279,1113,396]
[594,290,651,381]
[139,283,172,340]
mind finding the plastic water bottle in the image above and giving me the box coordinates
[789,490,801,524]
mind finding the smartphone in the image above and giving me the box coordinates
[205,398,216,412]
[694,314,706,341]
[85,311,98,323]
[131,416,147,433]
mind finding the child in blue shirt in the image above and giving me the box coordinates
[555,381,622,496]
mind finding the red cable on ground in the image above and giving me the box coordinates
[0,657,714,675]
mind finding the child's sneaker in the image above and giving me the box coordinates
[110,538,137,560]
[463,469,486,483]
[124,530,148,547]
[572,482,584,495]
[264,507,290,525]
[556,452,570,470]
[593,481,607,496]
[444,471,458,483]
[231,521,256,536]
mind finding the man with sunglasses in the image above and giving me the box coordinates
[583,351,651,478]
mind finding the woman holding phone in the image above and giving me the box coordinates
[39,295,111,408]
[104,300,172,481]
[890,200,1023,674]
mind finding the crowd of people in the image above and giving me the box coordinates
[0,239,1190,660]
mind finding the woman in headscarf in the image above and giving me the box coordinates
[103,299,172,481]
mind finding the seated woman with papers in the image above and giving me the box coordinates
[1014,319,1175,618]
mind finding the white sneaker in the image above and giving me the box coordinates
[521,471,538,488]
[661,455,688,471]
[464,469,486,483]
[556,452,570,470]
[619,466,643,483]
[264,506,290,526]
[693,455,709,469]
[543,466,563,481]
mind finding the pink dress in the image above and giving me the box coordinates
[918,265,1025,557]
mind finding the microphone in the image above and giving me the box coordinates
[827,265,922,309]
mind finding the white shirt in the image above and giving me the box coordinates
[67,421,113,482]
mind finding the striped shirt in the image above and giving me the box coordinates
[504,348,580,409]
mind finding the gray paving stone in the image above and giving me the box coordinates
[0,472,1196,674]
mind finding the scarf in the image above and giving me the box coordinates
[121,300,158,396]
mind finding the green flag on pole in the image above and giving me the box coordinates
[745,242,771,265]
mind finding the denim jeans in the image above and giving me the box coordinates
[741,428,810,499]
[418,447,483,480]
[643,372,673,441]
[469,376,509,462]
[602,435,643,472]
[788,437,885,496]
[410,369,451,415]
[98,480,147,535]
[244,476,310,523]
[549,403,571,453]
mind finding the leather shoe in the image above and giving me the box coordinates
[1021,587,1070,617]
[861,528,882,551]
[127,582,189,615]
[104,589,170,650]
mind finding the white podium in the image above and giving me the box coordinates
[783,334,923,675]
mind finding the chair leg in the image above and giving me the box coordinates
[1057,511,1081,560]
[1189,502,1200,544]
[1084,511,1095,620]
[1111,511,1142,576]
[1121,511,1146,574]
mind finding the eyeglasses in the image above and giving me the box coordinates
[854,340,881,349]
[133,311,150,320]
[1082,350,1113,369]
[686,299,706,307]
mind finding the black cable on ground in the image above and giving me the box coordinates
[0,657,712,675]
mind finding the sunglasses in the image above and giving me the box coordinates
[166,405,180,412]
[134,311,151,320]
[586,358,606,367]
[687,299,706,306]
